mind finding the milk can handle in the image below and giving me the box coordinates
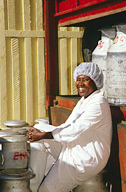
[0,153,5,165]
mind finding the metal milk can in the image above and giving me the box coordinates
[0,129,21,151]
[73,171,109,192]
[35,117,49,128]
[92,27,116,97]
[0,119,29,154]
[3,120,29,134]
[0,168,35,192]
[0,135,29,169]
[107,24,126,105]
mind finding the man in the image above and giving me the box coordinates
[27,62,112,192]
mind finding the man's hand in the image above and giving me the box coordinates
[27,127,53,142]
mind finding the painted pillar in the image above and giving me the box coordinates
[44,0,59,109]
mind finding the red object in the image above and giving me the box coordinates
[55,0,108,16]
[53,96,80,109]
[44,0,126,108]
[117,123,126,191]
[13,152,29,160]
[57,1,126,26]
[44,0,59,108]
[121,108,126,121]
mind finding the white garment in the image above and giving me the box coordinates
[29,139,62,192]
[35,90,112,192]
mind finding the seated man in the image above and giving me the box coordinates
[27,62,112,192]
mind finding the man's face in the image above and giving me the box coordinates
[75,75,97,98]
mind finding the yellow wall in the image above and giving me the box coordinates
[0,0,84,128]
[58,27,84,95]
[0,0,45,127]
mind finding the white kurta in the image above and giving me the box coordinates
[35,90,112,192]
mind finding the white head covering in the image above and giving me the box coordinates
[73,62,103,90]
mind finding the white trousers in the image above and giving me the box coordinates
[28,139,62,192]
[28,139,78,192]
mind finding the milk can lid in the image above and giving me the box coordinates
[0,168,35,180]
[3,120,29,128]
[98,27,116,39]
[35,117,49,124]
[0,135,28,143]
[112,23,126,34]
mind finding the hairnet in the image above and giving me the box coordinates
[73,62,103,89]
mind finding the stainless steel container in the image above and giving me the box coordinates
[92,27,116,97]
[73,171,109,192]
[35,117,49,124]
[0,135,29,169]
[3,120,29,136]
[34,117,49,131]
[0,168,35,192]
[107,24,126,105]
[0,129,20,151]
[3,120,29,129]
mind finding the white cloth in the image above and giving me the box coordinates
[36,90,112,192]
[29,139,62,192]
[73,62,103,89]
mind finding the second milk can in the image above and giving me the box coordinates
[0,168,35,192]
[92,27,116,97]
[3,120,29,136]
[107,24,126,105]
[0,135,29,169]
[73,170,109,192]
